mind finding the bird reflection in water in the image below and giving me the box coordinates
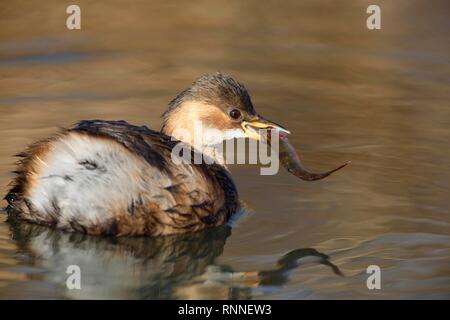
[8,216,342,299]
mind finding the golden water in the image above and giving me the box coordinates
[0,0,449,299]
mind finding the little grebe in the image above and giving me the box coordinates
[4,73,295,236]
[5,73,347,236]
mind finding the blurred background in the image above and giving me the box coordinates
[0,0,449,299]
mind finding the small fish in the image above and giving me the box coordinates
[269,132,350,181]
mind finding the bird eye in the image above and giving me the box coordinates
[229,109,241,120]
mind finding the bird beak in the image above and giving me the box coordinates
[241,117,290,141]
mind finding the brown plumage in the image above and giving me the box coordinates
[4,73,289,237]
[6,120,238,236]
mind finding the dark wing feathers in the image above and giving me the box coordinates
[71,120,173,172]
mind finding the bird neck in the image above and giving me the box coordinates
[162,125,227,167]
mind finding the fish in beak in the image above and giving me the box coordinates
[242,116,349,181]
[241,117,290,141]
